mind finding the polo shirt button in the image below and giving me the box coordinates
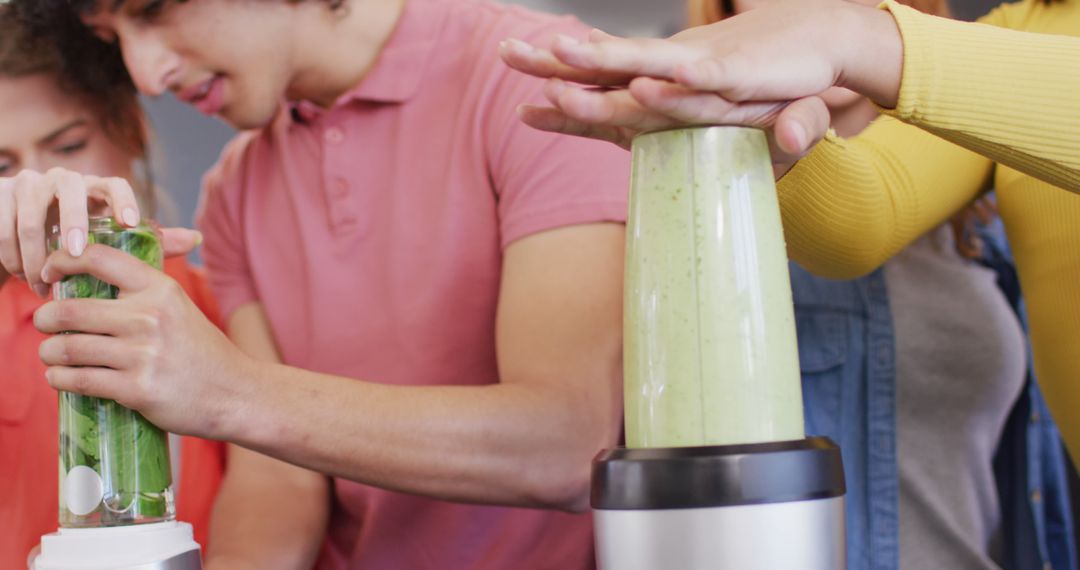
[324,127,345,144]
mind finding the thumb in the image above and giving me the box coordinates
[160,227,204,258]
[772,96,830,157]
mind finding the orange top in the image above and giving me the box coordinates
[0,258,227,567]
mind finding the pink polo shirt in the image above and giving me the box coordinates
[196,0,629,567]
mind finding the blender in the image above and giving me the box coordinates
[592,127,846,569]
[33,218,201,570]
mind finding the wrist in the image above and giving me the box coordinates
[836,3,903,108]
[210,349,267,445]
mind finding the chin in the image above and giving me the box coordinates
[220,104,280,130]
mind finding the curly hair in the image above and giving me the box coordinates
[4,2,146,159]
[1,4,156,211]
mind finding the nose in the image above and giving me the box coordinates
[118,30,182,97]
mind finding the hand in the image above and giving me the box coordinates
[26,545,40,570]
[0,168,141,298]
[950,195,999,260]
[513,75,831,167]
[34,244,250,438]
[500,0,902,154]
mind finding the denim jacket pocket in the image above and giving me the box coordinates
[796,311,850,438]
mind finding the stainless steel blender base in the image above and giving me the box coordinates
[114,549,202,570]
[595,496,846,570]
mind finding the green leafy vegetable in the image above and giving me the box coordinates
[56,218,172,527]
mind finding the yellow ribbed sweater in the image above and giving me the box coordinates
[779,0,1080,461]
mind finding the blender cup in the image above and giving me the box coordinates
[35,217,200,570]
[592,127,846,570]
[50,217,175,528]
[623,126,805,448]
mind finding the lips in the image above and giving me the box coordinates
[177,75,225,116]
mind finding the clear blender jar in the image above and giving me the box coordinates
[49,217,175,527]
[34,217,199,570]
[623,126,805,448]
[592,127,845,570]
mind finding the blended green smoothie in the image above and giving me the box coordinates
[624,127,805,448]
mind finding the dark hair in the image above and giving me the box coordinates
[10,0,347,107]
[1,4,155,210]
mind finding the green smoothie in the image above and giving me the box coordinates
[623,127,805,448]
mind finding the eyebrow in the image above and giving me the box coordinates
[38,119,90,146]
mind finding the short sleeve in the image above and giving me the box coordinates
[482,18,631,250]
[195,134,261,321]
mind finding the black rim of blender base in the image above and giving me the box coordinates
[591,437,846,510]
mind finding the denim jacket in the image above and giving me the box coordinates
[790,221,1076,570]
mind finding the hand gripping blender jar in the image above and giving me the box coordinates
[591,127,846,570]
[34,217,201,570]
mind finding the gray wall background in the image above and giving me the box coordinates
[146,0,1001,237]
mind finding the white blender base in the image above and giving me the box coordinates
[34,521,201,570]
[595,496,845,570]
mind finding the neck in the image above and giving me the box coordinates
[285,0,407,107]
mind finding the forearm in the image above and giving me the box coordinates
[779,117,993,277]
[205,445,331,570]
[222,357,621,512]
[997,180,1080,467]
[874,1,1080,191]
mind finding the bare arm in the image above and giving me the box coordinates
[36,222,624,511]
[224,223,624,509]
[205,303,331,570]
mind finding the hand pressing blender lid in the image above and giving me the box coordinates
[34,219,201,570]
[593,127,846,570]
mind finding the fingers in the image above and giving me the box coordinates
[40,333,139,369]
[160,227,203,257]
[545,79,682,134]
[54,169,90,258]
[499,38,634,87]
[84,175,140,228]
[35,298,152,336]
[972,196,998,225]
[0,177,20,279]
[44,365,123,401]
[628,76,790,129]
[14,171,53,297]
[516,105,634,149]
[40,244,158,293]
[771,96,831,156]
[673,57,751,99]
[550,34,701,81]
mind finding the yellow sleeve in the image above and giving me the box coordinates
[880,0,1080,191]
[997,175,1080,464]
[778,115,993,279]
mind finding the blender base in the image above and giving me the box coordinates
[591,437,846,570]
[595,496,845,569]
[34,521,201,570]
